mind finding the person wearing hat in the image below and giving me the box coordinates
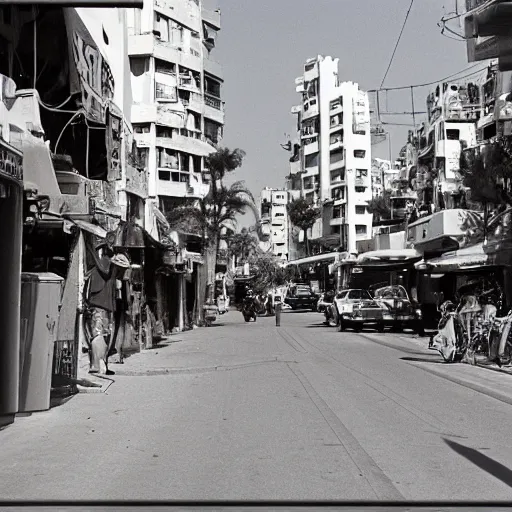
[84,238,130,375]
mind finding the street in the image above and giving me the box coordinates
[2,310,512,501]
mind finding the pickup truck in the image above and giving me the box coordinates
[284,284,318,311]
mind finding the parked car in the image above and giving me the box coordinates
[329,289,385,332]
[284,284,318,311]
[372,285,425,335]
[317,290,335,313]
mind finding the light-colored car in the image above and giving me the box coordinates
[372,285,424,335]
[329,289,386,332]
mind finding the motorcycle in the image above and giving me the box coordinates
[429,300,462,362]
[241,296,258,322]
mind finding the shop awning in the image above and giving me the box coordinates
[286,252,341,267]
[357,249,422,265]
[421,242,489,272]
[72,219,107,239]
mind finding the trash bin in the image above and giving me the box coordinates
[19,273,64,413]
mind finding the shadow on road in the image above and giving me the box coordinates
[305,323,331,328]
[443,438,512,488]
[401,356,445,364]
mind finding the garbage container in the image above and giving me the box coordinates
[19,273,64,413]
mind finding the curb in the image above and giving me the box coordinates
[113,358,284,377]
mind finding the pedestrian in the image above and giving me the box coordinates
[84,239,130,375]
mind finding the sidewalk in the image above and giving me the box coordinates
[106,310,287,377]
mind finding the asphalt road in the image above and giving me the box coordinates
[2,310,512,501]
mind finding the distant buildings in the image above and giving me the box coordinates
[259,187,290,261]
[127,0,224,223]
[286,55,372,255]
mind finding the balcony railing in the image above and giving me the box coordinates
[205,93,222,110]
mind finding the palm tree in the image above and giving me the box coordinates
[287,198,321,256]
[227,228,259,266]
[165,147,254,322]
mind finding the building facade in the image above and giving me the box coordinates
[259,187,290,261]
[290,55,372,255]
[126,0,224,223]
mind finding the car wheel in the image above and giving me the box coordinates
[336,313,345,332]
[392,322,403,333]
[377,322,385,333]
[416,322,425,337]
[354,324,363,333]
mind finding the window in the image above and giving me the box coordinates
[158,170,170,181]
[155,59,176,75]
[156,126,176,138]
[336,290,348,299]
[133,124,150,134]
[354,150,366,158]
[305,153,318,168]
[355,186,365,193]
[155,82,177,101]
[330,114,341,127]
[446,129,460,140]
[331,169,345,182]
[330,132,343,145]
[330,149,344,164]
[355,225,367,235]
[331,186,345,200]
[348,289,372,300]
[355,205,366,214]
[330,98,342,110]
[356,169,368,178]
[157,148,179,169]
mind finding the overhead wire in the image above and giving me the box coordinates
[368,63,489,92]
[380,0,415,88]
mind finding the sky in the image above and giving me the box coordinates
[202,0,475,228]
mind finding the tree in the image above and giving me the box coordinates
[287,198,321,256]
[227,228,259,265]
[247,253,287,295]
[165,147,254,323]
[367,190,392,221]
[459,139,512,241]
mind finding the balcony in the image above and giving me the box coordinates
[131,103,157,124]
[406,208,484,254]
[204,93,225,124]
[156,134,216,157]
[157,169,208,198]
[154,40,202,72]
[330,216,345,227]
[180,91,203,113]
[329,158,344,171]
[134,132,153,148]
[156,104,187,128]
[304,62,319,82]
[330,138,343,151]
[302,100,319,120]
[203,56,223,80]
[178,75,201,93]
[154,0,201,32]
[128,34,154,56]
[304,137,319,155]
[201,7,221,29]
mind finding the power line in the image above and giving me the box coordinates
[368,63,488,93]
[380,0,415,88]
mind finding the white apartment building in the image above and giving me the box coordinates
[260,188,290,261]
[126,0,224,225]
[291,55,372,254]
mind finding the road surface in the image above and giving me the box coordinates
[2,310,512,501]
